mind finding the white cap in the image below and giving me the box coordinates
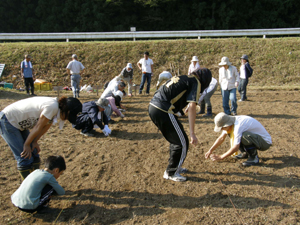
[191,56,199,62]
[113,90,124,100]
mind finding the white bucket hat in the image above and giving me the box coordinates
[214,112,236,132]
[113,90,124,100]
[191,56,199,62]
[219,57,231,66]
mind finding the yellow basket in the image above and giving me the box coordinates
[34,82,41,91]
[40,83,51,91]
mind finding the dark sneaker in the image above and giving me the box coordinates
[233,152,249,159]
[109,119,116,124]
[31,94,37,96]
[242,155,259,166]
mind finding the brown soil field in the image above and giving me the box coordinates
[0,88,300,225]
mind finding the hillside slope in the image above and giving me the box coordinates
[0,38,300,87]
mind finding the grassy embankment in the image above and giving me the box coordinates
[0,38,299,90]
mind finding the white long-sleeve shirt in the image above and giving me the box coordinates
[219,66,239,90]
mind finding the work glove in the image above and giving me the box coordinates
[104,125,112,135]
[102,128,109,136]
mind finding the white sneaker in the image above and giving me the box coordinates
[178,167,188,173]
[80,132,94,137]
[163,171,187,182]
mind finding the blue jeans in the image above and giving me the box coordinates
[0,112,39,169]
[71,74,81,98]
[139,73,152,94]
[221,88,237,115]
[238,78,248,101]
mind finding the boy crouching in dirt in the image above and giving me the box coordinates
[73,98,112,137]
[205,112,272,166]
[11,156,66,213]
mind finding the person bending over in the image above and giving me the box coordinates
[205,112,272,166]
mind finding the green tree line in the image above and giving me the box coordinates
[1,0,299,33]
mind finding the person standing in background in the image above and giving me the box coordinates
[218,57,239,116]
[137,51,154,95]
[66,54,85,98]
[238,54,253,102]
[21,55,36,96]
[188,56,200,75]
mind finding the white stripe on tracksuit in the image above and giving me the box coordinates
[168,113,187,174]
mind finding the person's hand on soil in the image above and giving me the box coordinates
[190,134,198,146]
[205,150,212,159]
[209,154,223,161]
[21,144,32,159]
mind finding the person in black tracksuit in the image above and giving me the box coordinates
[148,68,212,182]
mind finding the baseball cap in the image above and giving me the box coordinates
[214,112,236,132]
[95,98,109,109]
[25,55,31,59]
[240,54,249,61]
[126,63,133,69]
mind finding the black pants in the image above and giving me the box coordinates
[18,184,54,213]
[24,78,34,94]
[149,105,189,176]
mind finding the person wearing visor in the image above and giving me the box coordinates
[0,96,82,179]
[205,112,272,166]
[149,68,211,182]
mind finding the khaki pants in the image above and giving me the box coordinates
[241,131,271,151]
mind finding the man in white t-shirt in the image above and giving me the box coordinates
[66,54,85,98]
[137,51,154,95]
[205,112,272,166]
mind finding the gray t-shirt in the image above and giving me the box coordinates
[11,169,65,210]
[66,59,85,74]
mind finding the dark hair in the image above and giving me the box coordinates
[44,155,66,172]
[58,96,69,120]
[119,81,126,87]
[191,68,212,93]
[113,95,121,107]
[144,51,149,56]
[66,97,82,124]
